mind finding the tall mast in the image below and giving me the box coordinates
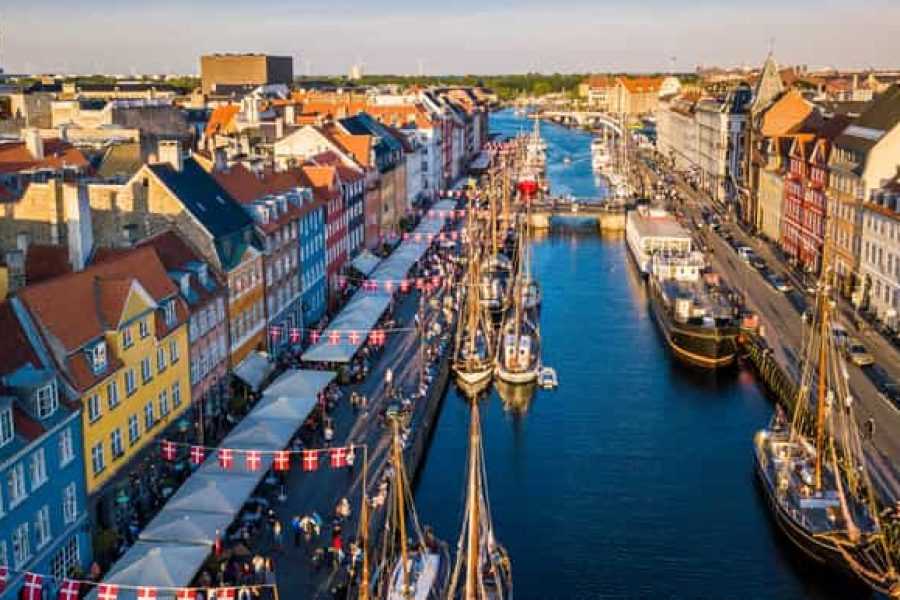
[814,288,829,492]
[464,403,482,600]
[359,449,370,600]
[391,418,411,598]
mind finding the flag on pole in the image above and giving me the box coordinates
[218,448,234,470]
[273,450,290,472]
[190,445,205,465]
[161,439,176,461]
[302,449,319,472]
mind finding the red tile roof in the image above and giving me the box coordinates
[0,301,41,377]
[301,165,340,202]
[0,139,89,174]
[328,132,372,168]
[308,151,365,183]
[617,76,664,94]
[24,244,71,285]
[205,104,240,138]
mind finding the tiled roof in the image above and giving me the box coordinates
[0,301,42,377]
[834,85,900,153]
[147,157,255,240]
[97,142,144,181]
[617,76,664,94]
[309,151,365,183]
[301,165,340,202]
[19,246,178,353]
[134,230,225,307]
[213,164,307,203]
[328,131,372,168]
[760,90,819,137]
[24,244,72,284]
[0,138,90,174]
[205,104,240,138]
[584,75,616,89]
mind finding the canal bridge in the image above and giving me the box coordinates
[529,198,627,230]
[538,110,624,135]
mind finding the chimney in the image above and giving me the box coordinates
[157,140,183,172]
[284,104,296,125]
[852,73,859,91]
[275,117,285,140]
[63,182,94,272]
[23,128,44,160]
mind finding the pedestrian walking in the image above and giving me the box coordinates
[291,514,302,547]
[272,518,283,552]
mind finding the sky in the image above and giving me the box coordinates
[3,0,900,75]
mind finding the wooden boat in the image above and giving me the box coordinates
[754,271,900,597]
[446,402,513,600]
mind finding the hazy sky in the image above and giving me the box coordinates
[3,0,900,75]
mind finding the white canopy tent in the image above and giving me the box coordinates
[232,351,275,392]
[349,249,381,276]
[301,200,455,364]
[100,370,336,593]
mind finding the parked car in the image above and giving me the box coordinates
[878,381,900,410]
[750,257,767,271]
[845,338,875,367]
[737,246,755,262]
[830,323,850,350]
[769,275,792,293]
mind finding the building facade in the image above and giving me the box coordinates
[859,177,900,326]
[200,54,293,95]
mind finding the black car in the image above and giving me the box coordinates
[878,382,900,410]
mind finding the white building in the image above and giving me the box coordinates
[860,177,900,326]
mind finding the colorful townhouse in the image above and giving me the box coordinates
[134,231,229,444]
[308,151,366,258]
[303,165,347,309]
[859,176,900,327]
[15,247,191,518]
[299,194,328,327]
[0,301,92,597]
[213,164,307,358]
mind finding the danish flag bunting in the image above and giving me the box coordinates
[289,328,301,344]
[302,449,319,472]
[161,439,176,461]
[245,450,262,472]
[22,572,42,600]
[384,280,394,293]
[415,278,425,291]
[273,450,290,472]
[348,330,361,345]
[210,587,236,600]
[328,330,341,345]
[330,446,348,468]
[0,565,7,593]
[57,579,80,600]
[269,326,281,340]
[310,330,321,344]
[400,279,410,293]
[369,329,385,346]
[403,233,410,241]
[431,275,441,287]
[97,584,119,600]
[218,448,234,470]
[136,587,157,600]
[176,590,197,600]
[190,445,205,465]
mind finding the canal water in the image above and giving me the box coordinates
[414,110,864,599]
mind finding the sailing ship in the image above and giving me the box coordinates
[446,402,513,600]
[374,418,450,600]
[754,272,900,596]
[517,118,546,198]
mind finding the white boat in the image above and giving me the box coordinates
[538,367,558,390]
[591,137,612,171]
[625,206,693,277]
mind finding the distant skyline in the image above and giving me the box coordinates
[3,0,900,76]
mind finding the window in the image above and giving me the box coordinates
[34,505,51,548]
[0,407,12,447]
[7,462,26,506]
[121,327,133,349]
[36,382,58,418]
[107,380,119,410]
[170,339,180,363]
[157,345,167,372]
[128,414,140,444]
[91,442,105,475]
[59,427,74,466]
[141,356,152,383]
[165,300,177,326]
[125,369,137,396]
[172,381,182,408]
[110,429,123,459]
[12,522,30,567]
[144,401,155,430]
[139,318,149,339]
[30,448,47,490]
[51,536,79,581]
[159,390,169,418]
[87,393,101,423]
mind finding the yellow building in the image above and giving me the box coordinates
[17,246,191,494]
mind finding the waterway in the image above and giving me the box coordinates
[414,110,867,599]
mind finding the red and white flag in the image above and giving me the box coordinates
[309,329,321,344]
[348,330,361,345]
[218,448,234,470]
[210,587,235,600]
[137,587,157,600]
[400,279,410,293]
[330,446,348,468]
[57,579,80,600]
[176,590,197,600]
[328,330,341,345]
[245,450,261,472]
[369,329,385,346]
[97,584,119,600]
[22,572,42,600]
[0,565,7,593]
[431,275,441,287]
[273,450,290,472]
[190,445,205,465]
[384,280,394,293]
[289,328,301,344]
[302,449,319,472]
[161,439,176,461]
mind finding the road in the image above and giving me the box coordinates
[634,153,900,503]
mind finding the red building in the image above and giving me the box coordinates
[303,165,347,308]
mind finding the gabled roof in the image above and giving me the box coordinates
[0,301,42,379]
[326,129,372,168]
[833,84,900,154]
[212,163,308,203]
[583,75,616,89]
[19,246,178,353]
[760,89,820,137]
[204,104,241,138]
[24,244,72,284]
[97,142,145,181]
[301,165,340,203]
[0,138,90,175]
[617,76,664,94]
[147,157,255,239]
[309,151,365,183]
[134,230,225,307]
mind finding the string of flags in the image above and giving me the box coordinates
[267,324,404,346]
[0,567,276,600]
[336,273,445,293]
[161,439,361,472]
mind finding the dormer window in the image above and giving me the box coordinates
[165,300,177,327]
[36,382,58,419]
[0,406,13,447]
[91,342,107,373]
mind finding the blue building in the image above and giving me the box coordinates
[0,300,91,598]
[299,199,328,327]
